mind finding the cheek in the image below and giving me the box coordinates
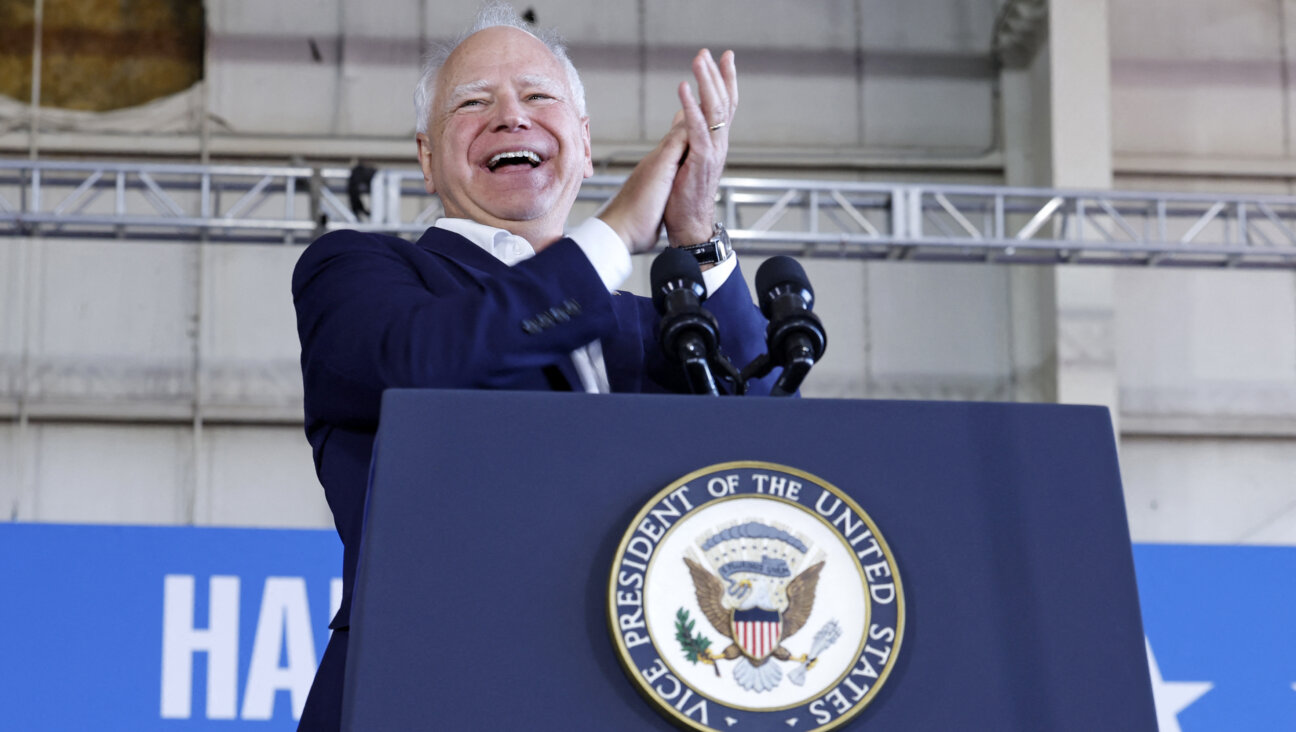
[540,111,585,143]
[438,121,482,166]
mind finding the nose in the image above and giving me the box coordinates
[492,96,530,132]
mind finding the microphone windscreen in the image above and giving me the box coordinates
[650,247,705,314]
[756,256,813,314]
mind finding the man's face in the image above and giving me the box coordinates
[417,26,593,236]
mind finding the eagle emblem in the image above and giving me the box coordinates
[678,521,840,692]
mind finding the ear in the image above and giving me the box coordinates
[580,117,593,179]
[416,133,437,194]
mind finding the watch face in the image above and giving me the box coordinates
[689,243,720,265]
[684,225,732,266]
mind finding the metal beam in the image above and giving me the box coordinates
[3,157,1296,268]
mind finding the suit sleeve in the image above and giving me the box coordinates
[292,230,618,424]
[708,260,780,393]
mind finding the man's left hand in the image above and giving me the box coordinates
[664,49,738,251]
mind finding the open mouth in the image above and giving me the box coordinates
[487,150,543,172]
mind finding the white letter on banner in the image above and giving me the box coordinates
[160,575,240,719]
[241,577,317,721]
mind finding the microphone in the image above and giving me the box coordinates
[651,247,721,395]
[755,256,826,397]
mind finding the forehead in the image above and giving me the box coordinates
[436,26,569,99]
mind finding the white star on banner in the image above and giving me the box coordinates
[1146,638,1212,732]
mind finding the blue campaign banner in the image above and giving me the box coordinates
[1,523,1294,731]
[0,523,341,730]
[1133,544,1296,732]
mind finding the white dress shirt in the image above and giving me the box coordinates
[434,217,739,393]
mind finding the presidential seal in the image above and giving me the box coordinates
[608,462,904,731]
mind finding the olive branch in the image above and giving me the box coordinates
[675,608,720,676]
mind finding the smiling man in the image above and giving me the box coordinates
[417,29,593,247]
[292,4,778,729]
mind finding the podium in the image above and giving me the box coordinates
[342,390,1156,730]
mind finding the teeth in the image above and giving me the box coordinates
[488,150,542,169]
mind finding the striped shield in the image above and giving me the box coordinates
[731,608,783,661]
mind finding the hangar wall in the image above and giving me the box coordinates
[2,0,1295,546]
[1108,0,1296,544]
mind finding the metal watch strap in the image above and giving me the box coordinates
[681,223,733,266]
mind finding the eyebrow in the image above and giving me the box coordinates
[444,74,567,108]
[446,79,492,106]
[517,74,565,97]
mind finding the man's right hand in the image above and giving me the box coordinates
[597,112,688,254]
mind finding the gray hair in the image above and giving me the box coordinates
[413,1,587,134]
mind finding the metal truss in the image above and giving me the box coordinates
[3,157,1296,269]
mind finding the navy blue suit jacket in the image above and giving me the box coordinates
[292,225,775,632]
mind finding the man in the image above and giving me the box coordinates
[292,4,778,729]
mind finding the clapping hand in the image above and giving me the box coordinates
[664,49,738,252]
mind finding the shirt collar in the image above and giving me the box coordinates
[434,218,535,267]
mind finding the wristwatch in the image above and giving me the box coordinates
[680,222,733,266]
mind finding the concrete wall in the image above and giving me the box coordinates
[1105,0,1296,546]
[0,238,327,527]
[0,0,1003,165]
[201,0,999,151]
[1110,0,1292,163]
[1,421,327,528]
[2,0,1296,550]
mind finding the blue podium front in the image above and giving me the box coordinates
[342,390,1156,730]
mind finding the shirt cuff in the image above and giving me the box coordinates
[567,218,632,292]
[701,253,739,298]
